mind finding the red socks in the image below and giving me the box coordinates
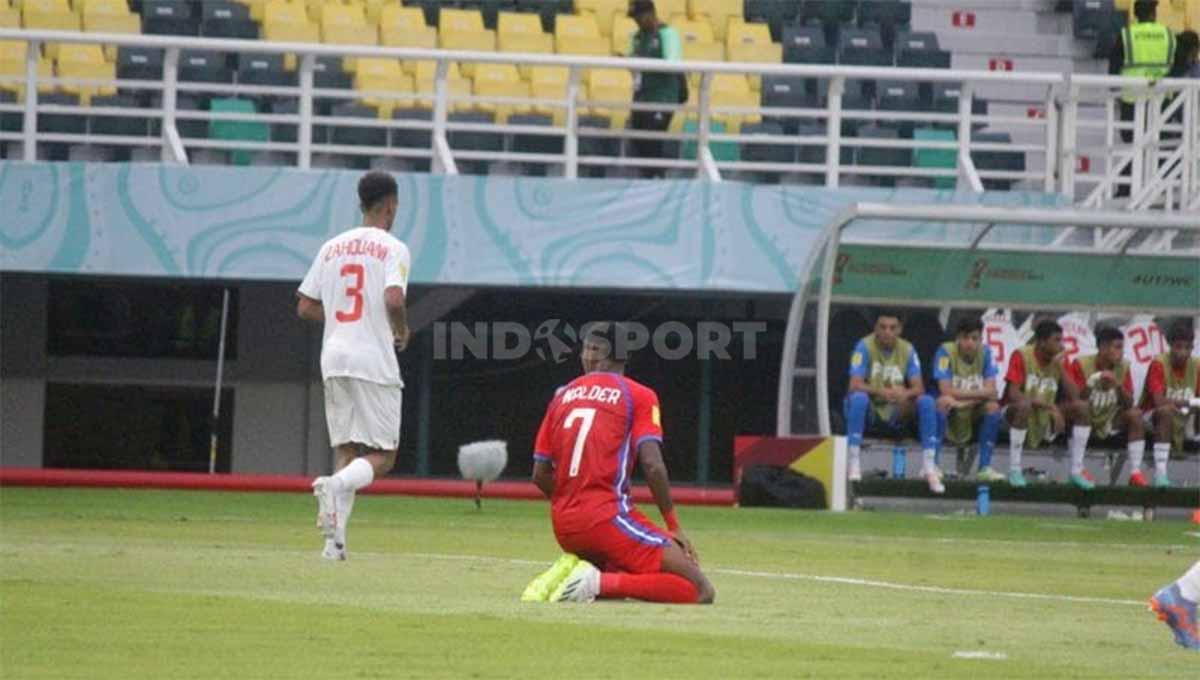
[599,572,700,604]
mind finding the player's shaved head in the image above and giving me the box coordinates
[580,321,634,373]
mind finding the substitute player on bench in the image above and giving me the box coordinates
[526,322,715,604]
[1003,320,1090,489]
[933,318,1004,482]
[297,171,412,561]
[1066,326,1146,486]
[845,310,942,493]
[1140,319,1199,488]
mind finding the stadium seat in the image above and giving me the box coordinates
[875,79,920,135]
[837,26,890,66]
[439,8,497,57]
[611,15,637,55]
[472,62,531,123]
[209,96,268,165]
[329,101,386,151]
[320,3,375,52]
[677,18,723,61]
[654,0,688,22]
[413,61,470,110]
[507,111,562,174]
[781,25,834,64]
[354,57,413,118]
[739,119,793,165]
[1072,0,1112,39]
[744,0,800,40]
[852,124,907,181]
[554,14,608,56]
[1187,0,1200,29]
[679,117,737,162]
[894,31,949,69]
[706,72,759,133]
[761,74,816,133]
[1149,0,1187,32]
[87,92,147,137]
[971,130,1023,191]
[0,40,55,98]
[514,0,569,33]
[801,0,858,28]
[529,64,568,125]
[584,67,631,129]
[390,106,432,170]
[379,5,436,49]
[55,43,115,105]
[575,111,616,177]
[497,11,552,76]
[179,49,233,87]
[447,109,502,175]
[312,55,353,90]
[912,126,955,189]
[262,0,319,69]
[688,0,740,41]
[82,14,140,62]
[236,52,294,87]
[576,0,625,37]
[23,0,81,60]
[115,45,162,83]
[725,20,781,90]
[139,0,195,36]
[858,0,911,49]
[0,2,18,26]
[199,1,257,40]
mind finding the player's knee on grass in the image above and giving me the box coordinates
[661,542,715,604]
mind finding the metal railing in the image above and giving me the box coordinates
[1,28,1197,210]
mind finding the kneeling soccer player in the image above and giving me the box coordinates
[525,322,714,605]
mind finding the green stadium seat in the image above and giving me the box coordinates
[912,126,955,189]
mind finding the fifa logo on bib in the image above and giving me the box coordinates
[1026,374,1057,396]
[1090,389,1118,410]
[871,363,904,385]
[953,375,984,391]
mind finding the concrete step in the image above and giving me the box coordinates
[910,0,1061,12]
[936,30,1093,59]
[912,5,1073,35]
[952,51,1104,75]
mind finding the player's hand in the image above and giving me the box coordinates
[672,529,699,565]
[1097,371,1116,389]
[1047,405,1065,434]
[393,325,410,353]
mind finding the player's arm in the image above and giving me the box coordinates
[385,242,412,351]
[1144,361,1175,411]
[847,341,884,399]
[1004,351,1028,406]
[1117,370,1134,409]
[1058,359,1083,403]
[638,441,695,561]
[296,293,324,322]
[902,351,925,400]
[530,397,557,499]
[532,459,554,498]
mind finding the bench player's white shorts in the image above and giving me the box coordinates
[323,377,402,450]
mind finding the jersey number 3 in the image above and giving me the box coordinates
[335,263,364,323]
[564,407,596,477]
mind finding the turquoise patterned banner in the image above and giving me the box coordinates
[0,162,1064,292]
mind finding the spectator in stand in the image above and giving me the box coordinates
[627,0,684,178]
[1170,30,1199,78]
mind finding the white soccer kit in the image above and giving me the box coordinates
[299,226,411,449]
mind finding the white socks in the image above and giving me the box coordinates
[1152,443,1170,478]
[331,457,375,495]
[1009,428,1026,473]
[334,490,356,546]
[1069,425,1091,476]
[1179,560,1200,603]
[922,448,937,474]
[849,445,861,471]
[1127,440,1145,473]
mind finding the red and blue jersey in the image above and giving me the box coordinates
[533,371,663,537]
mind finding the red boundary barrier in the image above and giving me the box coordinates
[0,468,735,506]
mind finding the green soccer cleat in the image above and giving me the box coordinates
[1154,474,1171,489]
[1069,473,1096,491]
[549,560,601,603]
[977,466,1005,483]
[1007,469,1028,488]
[520,553,580,602]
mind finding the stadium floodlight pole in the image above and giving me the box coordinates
[208,288,231,475]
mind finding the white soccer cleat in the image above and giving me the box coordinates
[549,561,600,603]
[848,459,862,482]
[924,469,945,495]
[321,539,347,561]
[311,476,338,540]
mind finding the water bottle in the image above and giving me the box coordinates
[892,445,907,479]
[977,484,991,516]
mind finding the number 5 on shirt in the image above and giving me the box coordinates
[336,263,364,322]
[564,407,596,477]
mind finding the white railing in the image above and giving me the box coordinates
[0,28,1197,211]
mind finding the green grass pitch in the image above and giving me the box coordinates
[1,487,1196,678]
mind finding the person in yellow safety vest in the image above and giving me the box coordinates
[1107,0,1177,196]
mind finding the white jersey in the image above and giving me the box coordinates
[298,226,410,386]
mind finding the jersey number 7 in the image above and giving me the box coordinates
[335,263,364,323]
[564,407,596,477]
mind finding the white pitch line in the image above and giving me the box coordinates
[407,552,1146,607]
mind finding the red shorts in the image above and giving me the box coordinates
[554,510,672,574]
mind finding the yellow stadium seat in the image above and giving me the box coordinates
[709,72,758,132]
[1114,0,1131,9]
[576,0,625,37]
[675,18,714,44]
[0,54,56,98]
[682,40,723,62]
[354,57,413,117]
[725,20,770,50]
[380,5,436,48]
[725,21,779,90]
[21,0,71,14]
[1188,0,1200,29]
[22,3,80,60]
[438,8,495,76]
[585,67,632,129]
[688,0,739,41]
[655,0,688,22]
[1,3,21,26]
[360,0,389,24]
[530,64,568,124]
[408,60,470,109]
[263,1,319,69]
[1156,0,1187,31]
[471,62,530,122]
[83,12,139,61]
[56,43,114,104]
[555,14,609,55]
[75,0,126,16]
[255,0,301,22]
[611,15,637,55]
[321,4,374,70]
[497,11,552,76]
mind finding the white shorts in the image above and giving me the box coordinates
[323,377,402,450]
